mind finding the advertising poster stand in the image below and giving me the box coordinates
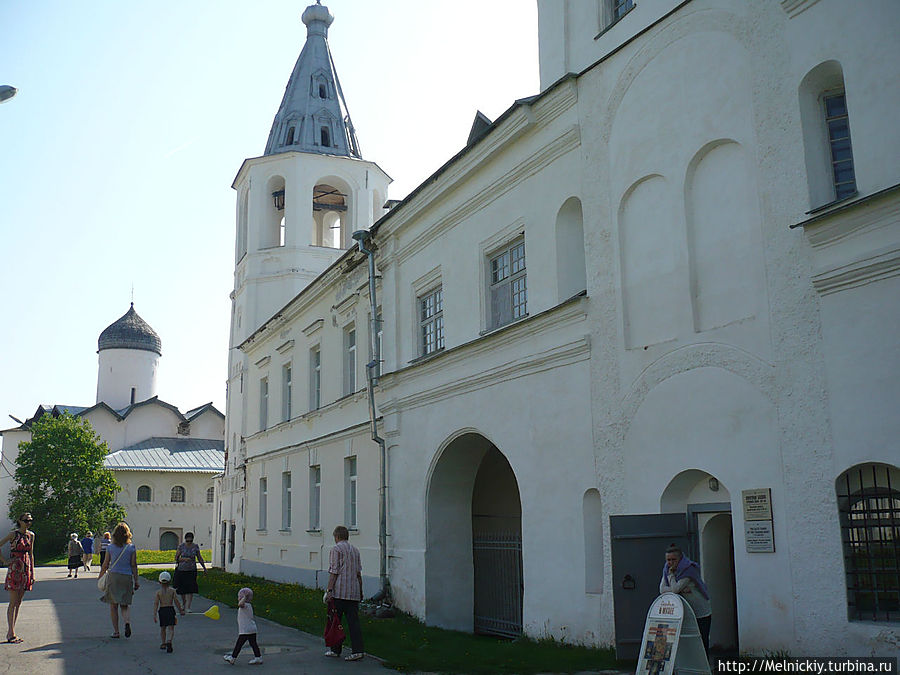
[635,593,710,675]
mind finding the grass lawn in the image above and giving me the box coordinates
[138,567,620,674]
[37,549,211,566]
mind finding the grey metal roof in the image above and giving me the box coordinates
[264,2,361,158]
[98,304,162,355]
[104,437,224,473]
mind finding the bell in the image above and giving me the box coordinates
[203,605,220,620]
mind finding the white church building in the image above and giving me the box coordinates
[1,305,224,551]
[215,0,900,657]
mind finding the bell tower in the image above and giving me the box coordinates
[224,1,391,480]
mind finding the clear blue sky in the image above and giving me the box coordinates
[0,1,539,424]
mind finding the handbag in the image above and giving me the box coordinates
[323,598,346,648]
[97,545,130,593]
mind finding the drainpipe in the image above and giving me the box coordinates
[351,229,390,605]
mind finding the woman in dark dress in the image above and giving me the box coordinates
[173,532,207,612]
[0,513,35,643]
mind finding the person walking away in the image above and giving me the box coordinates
[173,532,207,612]
[81,532,94,571]
[67,533,83,578]
[98,522,140,638]
[0,513,35,643]
[660,544,712,654]
[99,531,111,565]
[153,571,184,653]
[223,587,263,665]
[324,525,364,662]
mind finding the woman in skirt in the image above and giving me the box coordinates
[173,532,206,612]
[66,533,83,578]
[98,522,139,638]
[0,513,35,643]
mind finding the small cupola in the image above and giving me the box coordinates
[96,304,162,410]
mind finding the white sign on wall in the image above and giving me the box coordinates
[742,488,775,553]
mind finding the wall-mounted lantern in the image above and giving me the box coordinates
[272,190,285,211]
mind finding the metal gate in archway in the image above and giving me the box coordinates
[473,531,523,638]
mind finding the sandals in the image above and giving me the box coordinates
[124,623,131,638]
[110,633,120,639]
[5,637,23,644]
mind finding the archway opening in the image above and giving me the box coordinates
[425,433,523,637]
[160,530,180,550]
[312,182,348,248]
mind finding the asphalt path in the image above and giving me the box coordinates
[0,566,390,674]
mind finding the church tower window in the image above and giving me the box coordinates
[319,83,327,99]
[320,126,331,147]
[286,126,295,145]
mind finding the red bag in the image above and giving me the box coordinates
[324,599,346,648]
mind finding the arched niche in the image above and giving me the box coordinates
[555,196,587,302]
[312,176,353,248]
[263,175,286,249]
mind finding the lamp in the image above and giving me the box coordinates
[708,477,719,492]
[272,190,285,211]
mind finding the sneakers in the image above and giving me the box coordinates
[223,655,235,665]
[324,650,340,657]
[248,657,263,665]
[345,653,365,661]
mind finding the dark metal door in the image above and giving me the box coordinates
[610,513,692,659]
[473,531,523,638]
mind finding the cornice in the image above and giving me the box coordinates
[811,245,900,296]
[780,0,822,19]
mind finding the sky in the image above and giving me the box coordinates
[0,1,539,425]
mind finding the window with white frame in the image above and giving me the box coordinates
[170,486,185,503]
[137,485,151,502]
[823,92,857,201]
[282,363,292,422]
[309,465,321,531]
[343,326,356,396]
[488,238,527,330]
[345,456,358,529]
[281,471,292,530]
[419,287,444,356]
[310,346,321,410]
[206,486,215,504]
[259,377,268,431]
[258,477,268,529]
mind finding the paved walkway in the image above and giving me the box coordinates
[0,566,389,674]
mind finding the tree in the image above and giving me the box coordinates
[8,413,125,558]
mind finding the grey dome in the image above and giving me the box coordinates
[98,304,162,355]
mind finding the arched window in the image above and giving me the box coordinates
[319,83,327,99]
[137,485,151,502]
[836,463,900,621]
[286,126,295,145]
[206,486,215,504]
[170,486,186,503]
[320,126,331,147]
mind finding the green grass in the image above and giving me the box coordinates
[36,549,211,566]
[138,567,619,674]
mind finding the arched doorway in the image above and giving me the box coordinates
[160,530,180,550]
[425,432,523,637]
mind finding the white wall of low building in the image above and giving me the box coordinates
[113,469,216,550]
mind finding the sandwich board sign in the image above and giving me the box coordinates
[636,593,710,675]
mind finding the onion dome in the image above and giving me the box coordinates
[97,304,162,355]
[302,1,334,31]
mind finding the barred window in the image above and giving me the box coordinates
[489,239,527,330]
[837,463,900,621]
[170,486,185,503]
[823,92,856,200]
[206,486,215,504]
[137,485,151,502]
[419,287,444,356]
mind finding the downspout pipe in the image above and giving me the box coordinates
[351,229,391,605]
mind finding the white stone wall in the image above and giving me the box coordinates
[114,469,216,550]
[96,348,159,410]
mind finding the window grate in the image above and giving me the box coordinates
[823,93,856,200]
[837,463,900,622]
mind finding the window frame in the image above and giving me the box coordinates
[259,376,269,431]
[170,485,185,503]
[281,471,292,530]
[309,465,321,531]
[137,485,152,503]
[487,237,527,331]
[282,363,292,422]
[418,286,445,356]
[822,90,857,201]
[343,325,356,396]
[258,476,268,531]
[206,486,215,504]
[345,456,358,530]
[309,345,321,411]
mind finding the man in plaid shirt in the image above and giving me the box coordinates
[324,525,365,661]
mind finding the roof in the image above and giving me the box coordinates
[104,437,224,473]
[264,1,360,158]
[184,402,225,421]
[98,304,162,355]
